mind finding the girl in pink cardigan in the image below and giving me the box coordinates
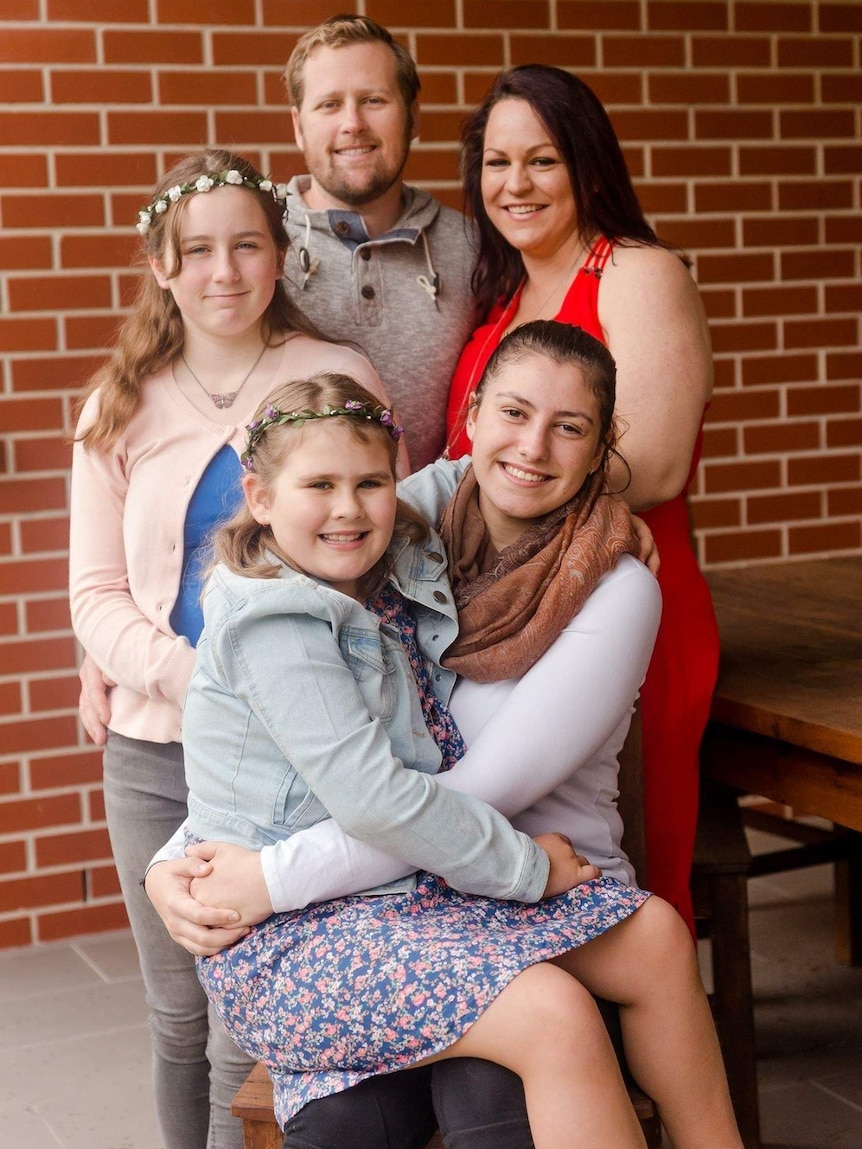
[69,149,397,1149]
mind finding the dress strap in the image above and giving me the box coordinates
[582,235,614,278]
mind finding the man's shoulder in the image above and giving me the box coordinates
[409,184,475,222]
[402,185,476,237]
[432,204,478,250]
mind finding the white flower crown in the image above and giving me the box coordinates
[136,169,290,235]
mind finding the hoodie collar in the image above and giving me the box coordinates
[286,175,441,248]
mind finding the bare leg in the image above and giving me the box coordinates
[554,897,743,1149]
[415,962,646,1149]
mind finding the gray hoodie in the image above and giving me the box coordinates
[284,175,479,470]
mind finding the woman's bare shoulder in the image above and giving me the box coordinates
[604,241,694,283]
[600,241,706,326]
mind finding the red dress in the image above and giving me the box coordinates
[446,238,719,933]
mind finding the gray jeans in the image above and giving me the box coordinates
[103,732,254,1149]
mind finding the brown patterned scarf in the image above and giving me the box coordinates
[439,466,639,683]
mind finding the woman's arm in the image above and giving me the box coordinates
[69,395,196,706]
[189,558,660,916]
[599,244,713,512]
[433,558,660,813]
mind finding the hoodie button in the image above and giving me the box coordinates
[360,248,371,261]
[335,221,350,236]
[361,285,376,300]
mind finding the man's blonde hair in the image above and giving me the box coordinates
[284,14,420,117]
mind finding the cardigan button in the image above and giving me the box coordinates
[433,590,447,604]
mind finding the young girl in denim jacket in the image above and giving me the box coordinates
[174,347,743,1149]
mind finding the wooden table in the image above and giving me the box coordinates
[704,555,862,962]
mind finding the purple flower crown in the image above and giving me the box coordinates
[241,400,404,472]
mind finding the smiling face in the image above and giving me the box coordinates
[466,351,605,551]
[242,419,398,600]
[149,185,282,342]
[480,97,579,261]
[292,40,416,211]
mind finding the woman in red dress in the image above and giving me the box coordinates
[447,65,718,933]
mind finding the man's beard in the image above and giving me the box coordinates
[324,166,403,207]
[316,126,412,209]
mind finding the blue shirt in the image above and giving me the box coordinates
[170,445,242,645]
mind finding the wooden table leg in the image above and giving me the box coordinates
[692,773,761,1149]
[835,830,862,965]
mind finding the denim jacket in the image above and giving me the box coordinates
[183,521,548,903]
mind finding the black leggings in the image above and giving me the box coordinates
[283,1058,533,1149]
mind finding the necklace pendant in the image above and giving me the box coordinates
[211,391,237,410]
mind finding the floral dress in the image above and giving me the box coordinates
[196,585,650,1128]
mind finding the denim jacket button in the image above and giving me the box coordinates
[425,551,444,563]
[433,590,447,603]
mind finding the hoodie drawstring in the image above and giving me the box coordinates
[298,215,320,289]
[416,231,440,308]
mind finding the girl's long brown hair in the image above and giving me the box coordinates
[77,149,329,453]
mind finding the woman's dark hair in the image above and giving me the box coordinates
[475,320,627,482]
[461,65,661,315]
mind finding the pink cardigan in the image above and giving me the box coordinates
[69,336,390,744]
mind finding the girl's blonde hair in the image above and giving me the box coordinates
[77,148,328,453]
[214,373,428,596]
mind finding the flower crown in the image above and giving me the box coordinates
[136,169,290,235]
[241,401,404,472]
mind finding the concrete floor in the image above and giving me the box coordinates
[0,828,860,1149]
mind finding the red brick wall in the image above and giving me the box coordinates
[1,2,860,946]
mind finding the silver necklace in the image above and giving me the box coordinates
[182,342,268,410]
[503,244,585,339]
